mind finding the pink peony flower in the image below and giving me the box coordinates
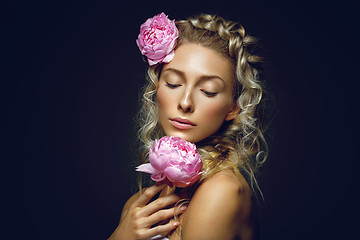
[136,136,203,188]
[136,12,178,66]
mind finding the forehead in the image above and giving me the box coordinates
[162,44,234,83]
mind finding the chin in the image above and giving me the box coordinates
[163,130,204,143]
[169,133,193,142]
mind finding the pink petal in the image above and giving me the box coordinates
[149,49,167,60]
[147,58,159,66]
[149,152,169,171]
[151,172,166,182]
[162,50,174,63]
[164,166,187,182]
[136,163,158,174]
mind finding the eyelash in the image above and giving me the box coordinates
[166,82,217,97]
[201,90,217,97]
[166,82,180,89]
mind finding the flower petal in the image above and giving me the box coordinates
[162,50,174,63]
[151,172,166,182]
[136,163,158,174]
[136,13,178,65]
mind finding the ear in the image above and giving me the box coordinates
[225,103,241,121]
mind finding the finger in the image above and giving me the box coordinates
[135,184,167,206]
[146,205,187,227]
[141,194,181,217]
[144,221,180,239]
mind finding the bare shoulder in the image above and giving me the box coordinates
[191,170,252,220]
[181,170,254,240]
[199,170,251,196]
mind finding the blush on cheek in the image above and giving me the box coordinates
[156,86,174,129]
[156,87,168,108]
[203,102,231,119]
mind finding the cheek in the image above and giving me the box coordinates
[200,100,231,121]
[157,86,172,115]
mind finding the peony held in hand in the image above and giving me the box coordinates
[136,136,203,188]
[136,12,178,66]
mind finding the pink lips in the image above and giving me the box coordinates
[170,118,195,130]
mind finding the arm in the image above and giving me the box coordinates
[108,184,186,240]
[181,171,253,240]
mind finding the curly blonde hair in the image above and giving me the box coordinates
[136,14,267,198]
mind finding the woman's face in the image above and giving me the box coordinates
[157,43,239,143]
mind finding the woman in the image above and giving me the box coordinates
[109,12,267,240]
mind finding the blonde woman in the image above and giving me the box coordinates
[109,12,267,240]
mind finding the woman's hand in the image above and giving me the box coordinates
[108,184,185,240]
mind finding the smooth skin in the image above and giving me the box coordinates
[109,44,253,240]
[179,170,254,240]
[108,184,185,240]
[157,44,240,143]
[109,171,254,240]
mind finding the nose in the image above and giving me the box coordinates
[178,88,194,113]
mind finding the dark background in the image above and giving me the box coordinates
[4,0,359,239]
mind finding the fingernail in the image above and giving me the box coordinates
[173,222,180,227]
[180,205,187,211]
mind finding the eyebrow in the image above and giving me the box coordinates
[162,68,225,83]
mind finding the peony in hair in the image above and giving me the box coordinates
[136,136,203,188]
[136,13,178,66]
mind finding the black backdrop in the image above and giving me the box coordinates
[5,0,359,239]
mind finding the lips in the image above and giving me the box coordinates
[170,118,196,130]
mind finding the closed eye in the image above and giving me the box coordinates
[201,90,217,97]
[166,82,181,89]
